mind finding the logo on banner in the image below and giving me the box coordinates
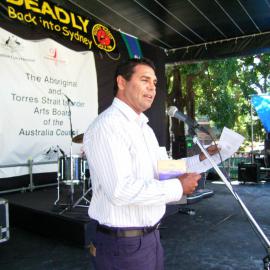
[1,35,22,52]
[0,33,35,62]
[1,0,118,53]
[44,48,66,65]
[92,24,116,52]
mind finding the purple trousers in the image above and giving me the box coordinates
[95,229,164,270]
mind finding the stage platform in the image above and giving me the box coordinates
[2,185,96,247]
[1,182,203,248]
[1,181,270,269]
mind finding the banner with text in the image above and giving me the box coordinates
[0,0,117,53]
[0,27,98,178]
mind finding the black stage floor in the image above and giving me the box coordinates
[2,184,96,247]
[1,180,270,270]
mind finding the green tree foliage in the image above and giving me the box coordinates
[166,54,270,140]
[195,59,242,129]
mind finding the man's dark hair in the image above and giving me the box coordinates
[113,58,156,96]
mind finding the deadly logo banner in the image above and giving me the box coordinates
[0,0,117,53]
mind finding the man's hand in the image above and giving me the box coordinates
[178,173,201,195]
[199,145,220,161]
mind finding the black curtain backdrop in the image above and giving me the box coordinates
[94,41,167,146]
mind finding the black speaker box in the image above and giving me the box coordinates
[238,163,259,183]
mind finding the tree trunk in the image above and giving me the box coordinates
[186,74,195,119]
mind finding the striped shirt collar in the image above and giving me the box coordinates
[113,98,149,126]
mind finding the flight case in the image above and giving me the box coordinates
[0,198,9,243]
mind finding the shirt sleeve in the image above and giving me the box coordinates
[159,178,183,203]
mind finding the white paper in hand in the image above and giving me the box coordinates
[190,127,245,173]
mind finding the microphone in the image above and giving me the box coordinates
[167,106,207,133]
[63,94,74,105]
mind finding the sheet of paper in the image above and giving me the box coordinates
[189,127,245,173]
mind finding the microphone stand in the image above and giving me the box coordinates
[190,127,270,269]
[168,116,174,158]
[66,97,75,210]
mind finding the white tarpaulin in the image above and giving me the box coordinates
[0,27,98,178]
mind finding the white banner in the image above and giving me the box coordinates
[0,27,98,178]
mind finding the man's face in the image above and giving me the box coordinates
[116,64,157,114]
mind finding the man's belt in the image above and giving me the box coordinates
[96,223,160,238]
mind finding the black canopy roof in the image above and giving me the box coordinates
[58,0,270,62]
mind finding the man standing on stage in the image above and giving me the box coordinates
[83,58,215,270]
